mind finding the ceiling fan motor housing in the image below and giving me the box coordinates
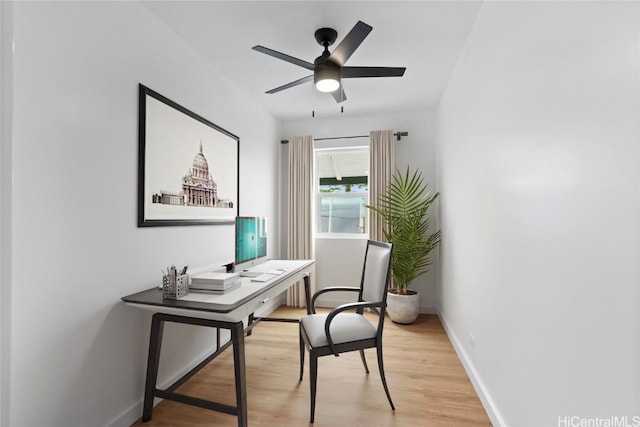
[313,27,341,91]
[314,57,341,91]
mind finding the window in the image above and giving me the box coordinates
[315,147,369,236]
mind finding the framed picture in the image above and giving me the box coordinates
[138,84,239,227]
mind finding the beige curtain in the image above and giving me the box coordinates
[286,135,315,307]
[369,130,395,242]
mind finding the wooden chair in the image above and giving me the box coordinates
[299,240,395,423]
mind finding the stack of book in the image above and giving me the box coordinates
[190,272,241,294]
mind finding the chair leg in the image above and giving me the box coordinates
[376,344,395,411]
[299,327,305,381]
[310,354,318,423]
[359,349,370,374]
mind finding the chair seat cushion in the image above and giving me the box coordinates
[301,313,377,348]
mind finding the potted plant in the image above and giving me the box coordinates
[366,166,441,324]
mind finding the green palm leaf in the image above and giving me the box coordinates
[365,166,441,294]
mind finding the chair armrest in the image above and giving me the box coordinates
[324,301,385,356]
[310,286,360,314]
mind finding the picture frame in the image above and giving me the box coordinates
[138,84,239,227]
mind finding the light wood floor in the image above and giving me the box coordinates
[133,306,490,426]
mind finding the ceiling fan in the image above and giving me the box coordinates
[252,21,406,104]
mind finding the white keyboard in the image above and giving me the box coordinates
[251,273,275,282]
[250,269,286,282]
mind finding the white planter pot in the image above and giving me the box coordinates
[386,291,420,324]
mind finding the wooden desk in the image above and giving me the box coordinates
[122,259,314,427]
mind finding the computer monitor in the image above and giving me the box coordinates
[235,216,267,270]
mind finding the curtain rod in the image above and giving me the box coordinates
[280,131,408,144]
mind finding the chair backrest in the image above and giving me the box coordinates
[360,240,393,304]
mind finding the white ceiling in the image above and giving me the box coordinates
[142,1,482,121]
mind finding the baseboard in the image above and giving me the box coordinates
[437,311,506,427]
[107,397,143,427]
[419,304,438,314]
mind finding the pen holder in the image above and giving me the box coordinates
[162,273,189,299]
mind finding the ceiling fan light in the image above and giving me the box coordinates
[314,59,341,93]
[316,78,340,92]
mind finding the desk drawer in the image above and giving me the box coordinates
[244,271,304,314]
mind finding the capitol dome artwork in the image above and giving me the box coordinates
[151,142,233,209]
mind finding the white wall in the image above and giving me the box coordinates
[3,2,280,426]
[437,2,639,425]
[0,2,12,424]
[282,109,440,312]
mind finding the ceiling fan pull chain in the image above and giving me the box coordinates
[312,84,316,118]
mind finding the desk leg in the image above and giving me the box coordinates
[231,322,248,427]
[142,313,165,422]
[246,313,255,336]
[304,273,312,315]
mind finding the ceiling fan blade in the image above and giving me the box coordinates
[265,75,313,94]
[328,21,372,65]
[252,45,314,70]
[332,86,347,103]
[342,66,406,78]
